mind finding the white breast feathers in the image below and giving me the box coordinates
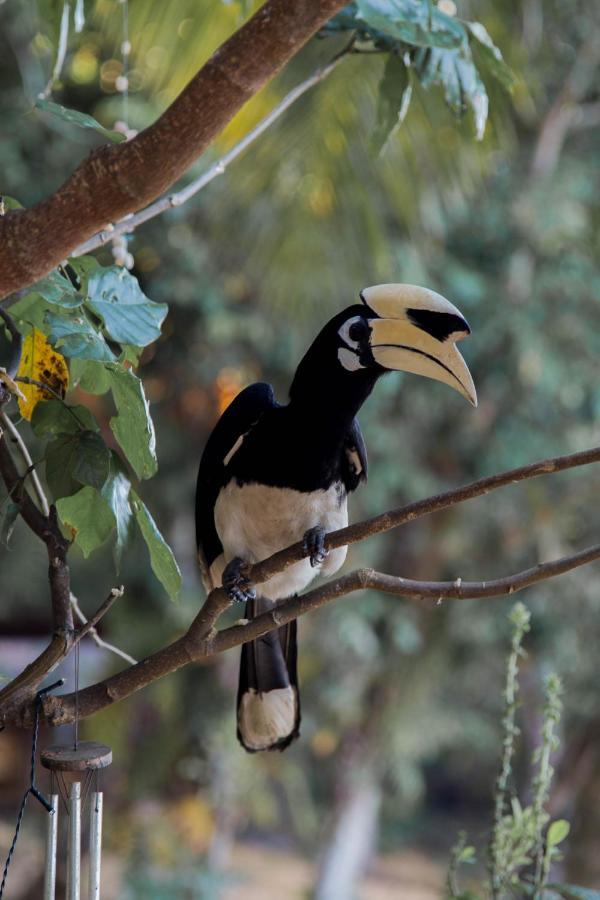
[214,481,348,600]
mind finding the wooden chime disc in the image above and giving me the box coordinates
[40,741,112,772]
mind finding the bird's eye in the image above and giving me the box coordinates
[348,319,368,343]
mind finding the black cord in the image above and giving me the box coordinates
[0,679,64,899]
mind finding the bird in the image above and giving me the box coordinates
[195,284,476,752]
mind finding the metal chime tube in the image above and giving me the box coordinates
[67,781,81,900]
[88,792,103,900]
[43,794,59,900]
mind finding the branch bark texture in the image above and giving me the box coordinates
[1,445,599,729]
[0,0,346,298]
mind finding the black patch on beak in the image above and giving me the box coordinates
[407,309,470,342]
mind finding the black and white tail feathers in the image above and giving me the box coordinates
[236,597,300,752]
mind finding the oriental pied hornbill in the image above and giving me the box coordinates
[195,284,476,752]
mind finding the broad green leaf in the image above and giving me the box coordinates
[86,267,168,347]
[547,887,600,900]
[66,256,100,295]
[356,0,465,49]
[45,430,110,498]
[0,196,23,211]
[31,399,98,436]
[106,365,157,480]
[131,490,181,599]
[373,53,412,152]
[467,22,516,93]
[101,456,133,570]
[35,99,126,143]
[72,432,111,490]
[415,44,488,139]
[547,820,570,847]
[0,499,20,548]
[29,270,81,309]
[45,435,80,499]
[57,486,115,557]
[8,293,58,334]
[45,311,117,361]
[70,359,112,395]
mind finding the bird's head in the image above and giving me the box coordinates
[331,283,477,406]
[289,284,476,412]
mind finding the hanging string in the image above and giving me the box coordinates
[74,639,80,751]
[0,679,64,899]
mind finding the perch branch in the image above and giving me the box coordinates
[0,0,347,297]
[1,444,599,728]
[4,538,597,728]
[243,445,600,589]
[73,51,348,257]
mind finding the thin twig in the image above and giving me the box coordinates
[72,52,348,257]
[70,591,136,664]
[0,412,49,517]
[244,445,600,589]
[39,0,70,100]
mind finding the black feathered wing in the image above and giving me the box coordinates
[194,382,300,751]
[195,382,276,591]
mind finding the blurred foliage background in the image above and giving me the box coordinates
[1,0,599,897]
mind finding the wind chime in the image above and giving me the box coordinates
[39,642,112,900]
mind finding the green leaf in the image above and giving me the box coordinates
[29,270,81,309]
[106,365,157,480]
[0,499,20,548]
[547,820,570,848]
[71,432,111,490]
[70,359,112,395]
[66,255,100,295]
[45,434,81,499]
[56,486,115,557]
[131,490,181,599]
[356,0,465,49]
[547,887,600,900]
[86,267,168,347]
[45,311,117,361]
[415,44,488,139]
[31,399,98,437]
[101,456,133,570]
[35,99,126,143]
[373,53,412,152]
[467,22,516,93]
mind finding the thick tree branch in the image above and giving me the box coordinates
[1,444,599,728]
[0,0,347,298]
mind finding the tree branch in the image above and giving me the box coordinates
[1,444,599,728]
[70,592,137,666]
[72,52,348,257]
[0,0,347,298]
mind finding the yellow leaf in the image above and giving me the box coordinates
[16,329,69,420]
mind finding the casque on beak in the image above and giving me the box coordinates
[361,284,477,407]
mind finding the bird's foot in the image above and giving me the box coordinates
[303,526,328,568]
[222,557,256,604]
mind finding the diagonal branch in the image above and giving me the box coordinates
[244,445,600,589]
[1,443,599,727]
[0,0,347,298]
[72,52,348,258]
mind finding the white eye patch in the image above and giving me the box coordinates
[338,347,364,371]
[337,316,364,350]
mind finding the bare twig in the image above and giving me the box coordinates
[70,591,137,665]
[40,0,70,100]
[0,412,50,517]
[72,52,347,257]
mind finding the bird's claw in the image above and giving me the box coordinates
[222,557,256,604]
[303,526,328,568]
